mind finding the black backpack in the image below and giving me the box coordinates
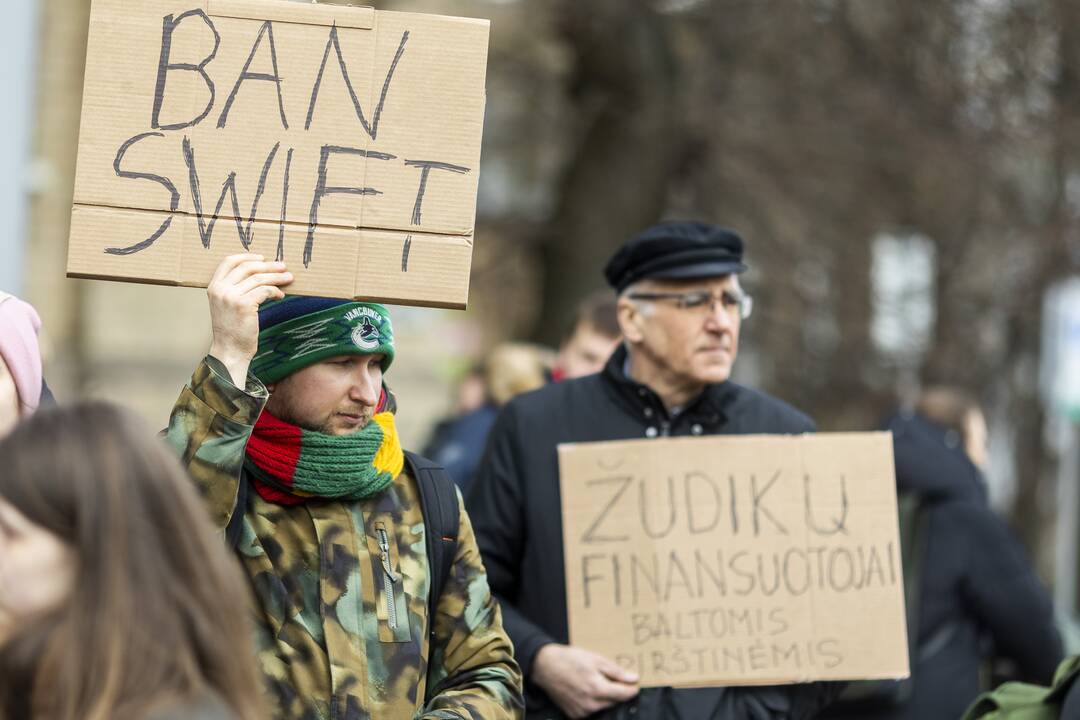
[226,451,461,686]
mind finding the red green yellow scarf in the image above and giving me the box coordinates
[244,402,404,506]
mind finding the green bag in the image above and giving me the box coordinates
[961,655,1080,719]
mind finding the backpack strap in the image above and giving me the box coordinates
[405,451,461,663]
[899,492,931,666]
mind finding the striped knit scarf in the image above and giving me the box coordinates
[244,406,404,505]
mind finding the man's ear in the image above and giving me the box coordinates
[616,297,645,344]
[266,382,277,394]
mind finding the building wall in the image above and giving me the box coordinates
[0,2,39,296]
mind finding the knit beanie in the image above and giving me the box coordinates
[250,296,395,385]
[0,292,44,416]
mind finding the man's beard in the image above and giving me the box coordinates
[271,405,372,435]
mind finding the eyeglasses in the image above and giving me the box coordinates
[627,289,753,319]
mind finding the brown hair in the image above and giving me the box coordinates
[564,291,621,344]
[0,402,264,720]
[916,386,981,447]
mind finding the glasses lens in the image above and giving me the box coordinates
[679,291,712,310]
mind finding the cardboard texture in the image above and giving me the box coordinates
[558,432,909,689]
[68,0,489,308]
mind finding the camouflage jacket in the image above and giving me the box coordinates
[166,358,524,720]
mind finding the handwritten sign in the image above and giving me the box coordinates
[68,0,489,308]
[558,433,908,688]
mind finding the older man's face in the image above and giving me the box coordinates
[620,275,744,387]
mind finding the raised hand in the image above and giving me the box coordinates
[206,254,293,386]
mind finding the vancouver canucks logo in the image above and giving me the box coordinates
[351,316,381,351]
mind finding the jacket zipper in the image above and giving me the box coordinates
[376,526,399,630]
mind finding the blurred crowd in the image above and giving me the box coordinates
[0,222,1077,719]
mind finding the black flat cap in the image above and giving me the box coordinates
[603,220,747,293]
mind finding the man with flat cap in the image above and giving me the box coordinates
[468,221,842,719]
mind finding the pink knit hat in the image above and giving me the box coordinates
[0,292,44,416]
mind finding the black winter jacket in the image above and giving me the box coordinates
[468,346,842,719]
[822,413,1063,720]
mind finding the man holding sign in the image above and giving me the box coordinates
[469,222,842,718]
[166,255,524,719]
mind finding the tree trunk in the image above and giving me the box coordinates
[531,0,681,345]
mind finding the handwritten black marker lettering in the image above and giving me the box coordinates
[581,476,632,544]
[276,147,293,262]
[662,550,693,602]
[827,547,856,592]
[305,26,409,140]
[152,10,221,130]
[305,145,396,267]
[640,476,677,539]
[105,132,179,255]
[183,137,280,250]
[404,159,470,225]
[804,473,850,536]
[684,471,722,534]
[782,548,811,596]
[692,548,727,597]
[401,235,412,272]
[756,552,782,596]
[580,554,607,609]
[751,471,788,536]
[629,553,659,606]
[217,20,288,130]
[729,474,739,534]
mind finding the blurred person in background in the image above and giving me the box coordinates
[454,362,489,415]
[0,402,264,720]
[425,343,551,493]
[468,221,842,719]
[166,254,522,719]
[823,386,1063,720]
[426,292,620,493]
[550,290,621,381]
[0,292,50,437]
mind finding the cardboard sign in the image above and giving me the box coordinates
[558,432,908,688]
[68,0,490,308]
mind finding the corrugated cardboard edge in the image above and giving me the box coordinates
[208,0,375,29]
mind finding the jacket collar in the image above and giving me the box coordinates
[601,344,734,425]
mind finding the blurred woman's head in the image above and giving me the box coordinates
[485,343,552,407]
[916,386,987,469]
[0,292,45,437]
[0,402,263,720]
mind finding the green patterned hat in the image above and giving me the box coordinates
[251,297,395,385]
